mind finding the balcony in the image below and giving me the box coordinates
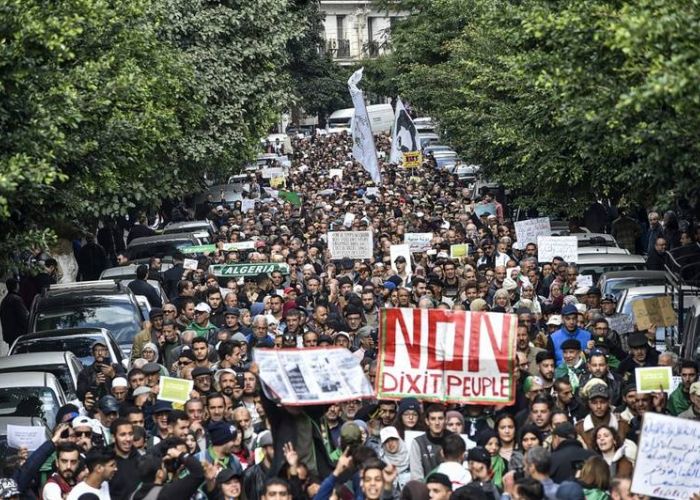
[326,38,351,59]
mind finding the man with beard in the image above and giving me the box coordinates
[216,369,238,400]
[77,340,125,400]
[192,367,214,397]
[42,444,81,500]
[232,406,257,452]
[167,410,190,440]
[536,351,556,390]
[517,323,545,377]
[66,448,118,500]
[206,393,227,424]
[109,418,140,500]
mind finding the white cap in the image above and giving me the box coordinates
[575,303,587,314]
[380,426,401,444]
[112,377,128,388]
[502,278,518,291]
[547,315,562,326]
[194,302,211,313]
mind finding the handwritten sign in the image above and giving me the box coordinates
[404,233,433,253]
[577,274,594,288]
[159,376,194,404]
[632,296,677,331]
[241,199,256,213]
[513,218,551,249]
[537,236,578,263]
[254,347,374,405]
[183,258,199,271]
[327,231,374,260]
[636,366,673,394]
[474,202,497,218]
[390,244,412,274]
[329,168,343,180]
[6,425,47,451]
[343,213,356,228]
[377,308,516,404]
[631,412,700,499]
[608,313,635,335]
[450,244,468,259]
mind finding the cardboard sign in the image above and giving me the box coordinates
[513,217,551,249]
[631,413,700,499]
[254,347,374,405]
[537,236,578,263]
[450,244,468,259]
[159,376,194,404]
[6,425,47,451]
[632,296,677,331]
[327,231,374,260]
[404,233,433,253]
[635,366,673,393]
[377,308,517,404]
[390,244,412,274]
[401,151,423,168]
[475,202,497,217]
[209,263,290,277]
[183,258,199,271]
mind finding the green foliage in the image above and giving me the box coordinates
[0,0,301,273]
[372,0,700,214]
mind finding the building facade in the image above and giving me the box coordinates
[320,1,408,65]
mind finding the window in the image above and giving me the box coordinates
[336,15,345,40]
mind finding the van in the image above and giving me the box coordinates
[327,104,394,134]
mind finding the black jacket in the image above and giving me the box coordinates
[0,291,29,346]
[163,264,184,300]
[131,455,204,500]
[109,449,141,500]
[127,224,156,244]
[128,279,162,308]
[550,439,595,483]
[77,242,108,281]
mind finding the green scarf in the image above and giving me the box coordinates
[491,455,507,489]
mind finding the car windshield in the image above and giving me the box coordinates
[605,279,667,297]
[0,387,59,428]
[13,336,99,365]
[579,264,646,282]
[0,366,76,400]
[35,302,140,345]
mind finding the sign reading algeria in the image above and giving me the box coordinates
[377,308,516,404]
[209,263,290,277]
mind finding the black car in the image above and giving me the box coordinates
[28,282,143,358]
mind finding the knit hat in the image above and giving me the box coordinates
[467,446,491,467]
[208,421,237,446]
[425,472,452,490]
[475,427,498,448]
[398,397,421,416]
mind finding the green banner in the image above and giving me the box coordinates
[209,263,290,277]
[179,241,255,254]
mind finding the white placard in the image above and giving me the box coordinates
[536,236,578,263]
[514,217,551,249]
[329,168,343,180]
[404,233,433,253]
[254,347,374,405]
[261,167,284,179]
[241,199,256,213]
[7,425,46,451]
[222,241,256,251]
[631,412,700,499]
[577,274,594,287]
[327,231,374,260]
[183,258,199,271]
[343,213,356,228]
[390,244,412,274]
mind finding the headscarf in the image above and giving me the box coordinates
[380,435,409,472]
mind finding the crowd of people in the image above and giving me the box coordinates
[1,129,699,500]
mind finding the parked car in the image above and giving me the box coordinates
[577,247,629,256]
[418,133,440,149]
[413,117,437,134]
[162,220,217,237]
[423,145,453,156]
[99,263,174,281]
[575,233,619,248]
[10,328,127,369]
[450,164,481,181]
[127,233,206,260]
[28,281,143,358]
[0,352,83,402]
[0,416,50,458]
[0,372,69,428]
[575,254,647,282]
[598,270,668,299]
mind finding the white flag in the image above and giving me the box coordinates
[390,97,420,164]
[348,68,381,184]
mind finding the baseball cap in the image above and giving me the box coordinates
[547,315,562,326]
[208,421,236,446]
[217,469,242,485]
[194,302,211,313]
[152,400,173,414]
[561,304,578,316]
[587,383,610,400]
[97,396,120,414]
[224,307,240,317]
[380,426,401,444]
[552,421,577,440]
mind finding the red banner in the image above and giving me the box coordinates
[376,308,516,404]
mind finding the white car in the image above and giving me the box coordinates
[0,352,83,402]
[0,372,69,428]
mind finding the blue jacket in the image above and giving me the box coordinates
[549,327,592,365]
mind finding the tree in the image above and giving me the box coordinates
[0,0,202,273]
[373,0,700,215]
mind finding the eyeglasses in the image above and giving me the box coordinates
[179,360,193,366]
[163,310,177,314]
[75,431,92,438]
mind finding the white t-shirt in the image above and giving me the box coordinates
[66,481,111,500]
[434,461,473,489]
